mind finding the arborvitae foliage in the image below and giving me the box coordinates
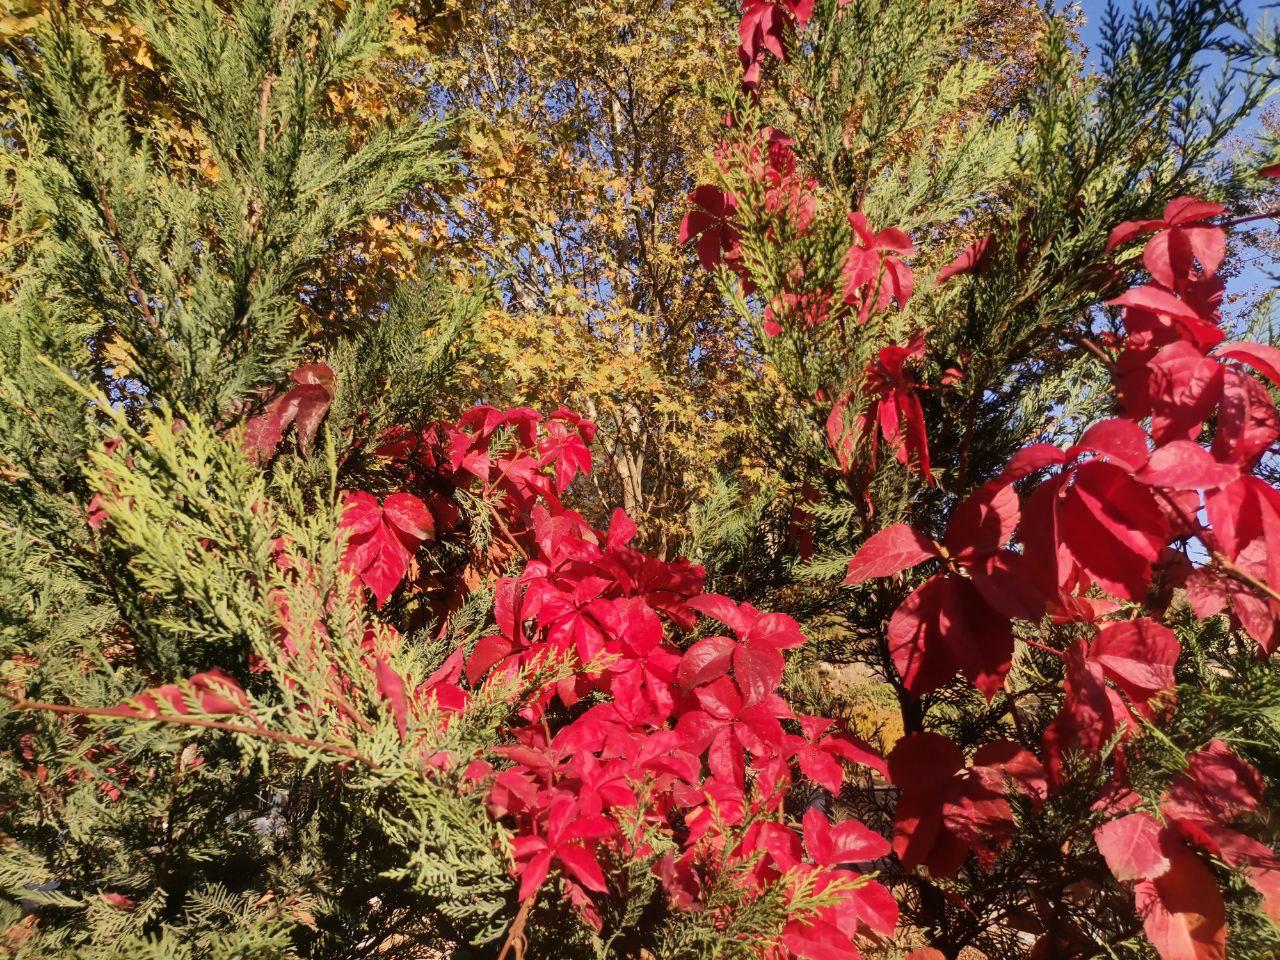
[0,3,491,956]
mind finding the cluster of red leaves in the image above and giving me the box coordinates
[887,734,1046,877]
[842,213,915,323]
[253,395,902,956]
[335,405,596,612]
[340,492,435,607]
[243,362,336,462]
[680,152,915,342]
[841,200,1280,958]
[680,126,929,488]
[1094,742,1280,959]
[826,333,934,487]
[460,503,897,957]
[738,0,813,91]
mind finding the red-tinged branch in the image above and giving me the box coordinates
[97,187,160,337]
[1072,335,1116,371]
[495,891,537,960]
[1219,207,1280,229]
[482,458,532,561]
[1021,636,1066,660]
[1216,555,1280,607]
[0,689,381,771]
[487,502,531,561]
[1152,487,1280,607]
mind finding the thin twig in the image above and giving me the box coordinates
[258,74,276,155]
[1220,207,1280,229]
[98,188,160,336]
[495,892,537,960]
[1072,335,1115,372]
[0,689,381,770]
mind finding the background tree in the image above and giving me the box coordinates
[420,0,1058,553]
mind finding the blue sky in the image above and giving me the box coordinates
[1076,0,1279,302]
[1077,0,1271,58]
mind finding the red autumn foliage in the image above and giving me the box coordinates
[673,21,1278,955]
[836,191,1280,956]
[842,212,915,323]
[243,362,336,462]
[340,491,435,607]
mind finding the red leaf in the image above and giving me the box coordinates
[557,844,609,894]
[936,235,992,283]
[1163,739,1265,829]
[1185,568,1230,619]
[968,550,1047,621]
[1095,812,1171,882]
[941,773,1014,866]
[1134,836,1227,960]
[944,483,1018,558]
[374,657,409,739]
[1144,225,1226,287]
[1062,461,1168,598]
[745,611,806,650]
[1070,418,1150,471]
[797,746,844,793]
[887,732,965,873]
[889,575,1012,699]
[517,848,553,901]
[680,186,739,270]
[686,594,754,635]
[341,491,433,607]
[844,523,939,585]
[733,643,784,705]
[467,634,516,685]
[1216,340,1280,389]
[971,740,1047,801]
[1107,218,1167,253]
[1136,441,1237,490]
[1108,285,1206,323]
[998,443,1067,482]
[677,635,736,691]
[289,363,337,453]
[802,806,889,865]
[1145,343,1224,444]
[243,362,335,461]
[887,731,965,794]
[188,670,250,715]
[845,879,899,936]
[943,742,1046,866]
[887,577,954,698]
[121,670,249,720]
[383,492,435,542]
[1042,639,1113,785]
[1204,477,1259,561]
[822,730,889,778]
[1212,370,1279,467]
[1090,618,1179,705]
[1162,197,1226,225]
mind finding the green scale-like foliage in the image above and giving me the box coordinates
[0,2,534,956]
